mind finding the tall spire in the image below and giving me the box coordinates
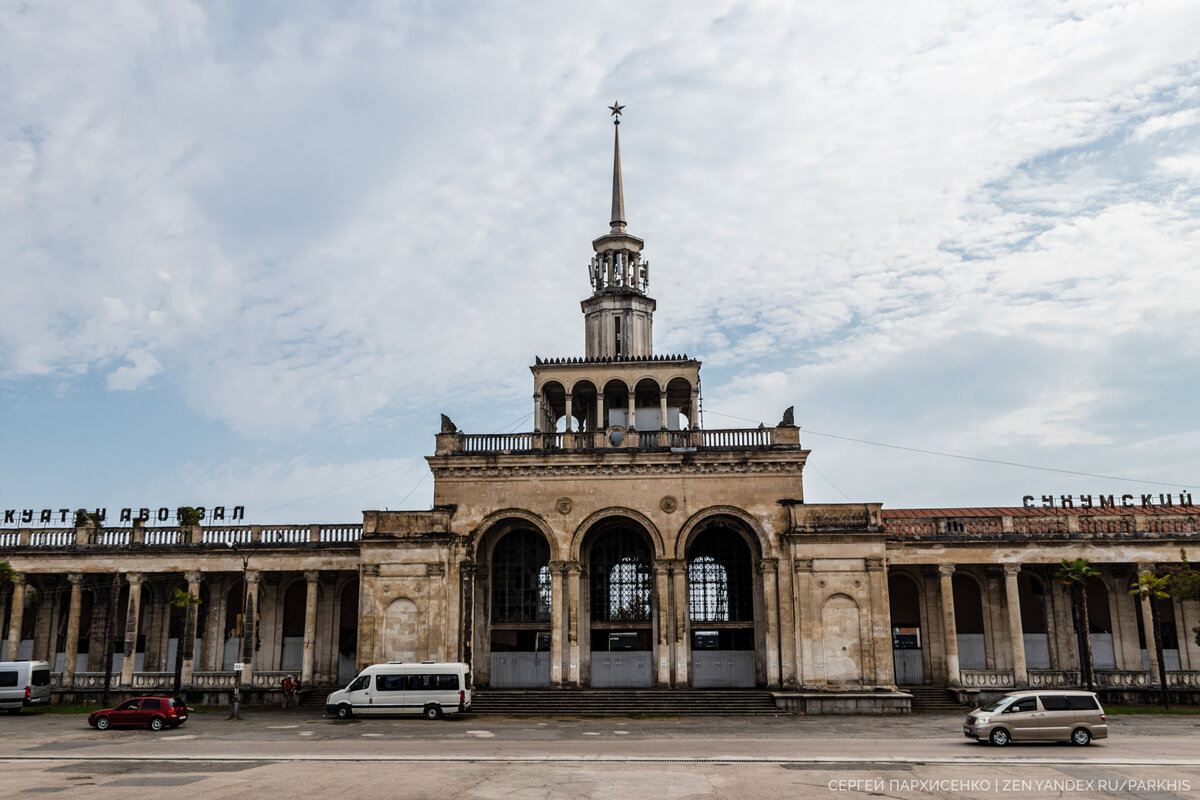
[609,101,626,234]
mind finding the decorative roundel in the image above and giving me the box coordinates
[607,426,626,447]
[555,497,574,515]
[660,495,679,514]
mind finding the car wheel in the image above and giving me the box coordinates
[335,704,353,720]
[1070,727,1091,746]
[989,728,1010,746]
[95,716,111,730]
[423,704,443,720]
[149,716,165,732]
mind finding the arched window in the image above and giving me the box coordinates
[492,530,551,623]
[590,528,651,623]
[687,528,753,622]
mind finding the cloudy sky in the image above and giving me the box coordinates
[2,0,1198,525]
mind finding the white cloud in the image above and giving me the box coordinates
[106,349,163,391]
[2,1,1199,517]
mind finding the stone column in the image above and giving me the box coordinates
[532,393,542,433]
[866,558,892,686]
[565,562,582,686]
[938,565,960,687]
[119,573,143,687]
[300,571,320,687]
[659,393,668,429]
[241,571,261,686]
[181,571,202,687]
[202,575,227,671]
[777,557,798,688]
[672,561,690,686]
[357,565,380,672]
[1137,564,1161,686]
[564,394,574,432]
[690,388,700,428]
[1003,565,1027,686]
[654,563,671,686]
[627,391,636,430]
[760,558,780,688]
[4,574,26,661]
[61,574,84,688]
[549,561,565,686]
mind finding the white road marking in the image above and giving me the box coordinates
[465,731,495,738]
[267,726,300,729]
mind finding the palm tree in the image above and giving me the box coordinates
[1129,572,1172,709]
[0,561,14,585]
[1057,557,1100,691]
[169,587,201,696]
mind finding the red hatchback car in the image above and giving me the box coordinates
[89,696,188,731]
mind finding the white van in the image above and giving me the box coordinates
[325,662,472,720]
[0,661,52,713]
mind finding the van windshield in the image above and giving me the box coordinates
[979,697,1010,712]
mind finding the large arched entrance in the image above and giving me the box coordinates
[584,520,654,687]
[1086,577,1116,669]
[489,529,553,687]
[686,523,756,687]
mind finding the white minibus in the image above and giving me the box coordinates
[325,661,471,720]
[0,661,52,713]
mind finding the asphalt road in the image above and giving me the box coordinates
[1,709,1198,799]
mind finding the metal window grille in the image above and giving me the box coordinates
[687,528,753,622]
[589,528,652,622]
[491,530,552,623]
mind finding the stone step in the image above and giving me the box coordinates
[470,689,781,715]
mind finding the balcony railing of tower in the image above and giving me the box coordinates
[447,425,799,456]
[883,509,1199,540]
[534,353,692,365]
[0,523,363,550]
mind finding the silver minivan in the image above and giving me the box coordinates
[0,661,52,713]
[964,689,1108,746]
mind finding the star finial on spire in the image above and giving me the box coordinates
[609,101,625,124]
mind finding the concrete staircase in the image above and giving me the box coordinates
[901,685,966,713]
[470,689,781,716]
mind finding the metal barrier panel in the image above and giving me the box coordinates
[280,637,304,672]
[1023,634,1051,669]
[1090,633,1116,669]
[957,634,987,670]
[489,652,552,688]
[691,650,756,687]
[892,649,925,684]
[590,652,653,688]
[337,653,357,685]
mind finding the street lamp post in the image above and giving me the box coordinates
[227,542,250,720]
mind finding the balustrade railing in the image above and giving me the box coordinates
[1,523,362,550]
[959,669,1014,688]
[320,525,362,542]
[884,519,938,537]
[71,672,121,689]
[250,670,290,689]
[1094,670,1150,688]
[1026,670,1080,687]
[142,529,183,546]
[1166,671,1200,688]
[202,527,252,545]
[131,672,175,689]
[453,427,779,455]
[28,530,74,547]
[89,530,131,546]
[191,671,237,689]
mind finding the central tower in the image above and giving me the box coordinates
[582,104,656,359]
